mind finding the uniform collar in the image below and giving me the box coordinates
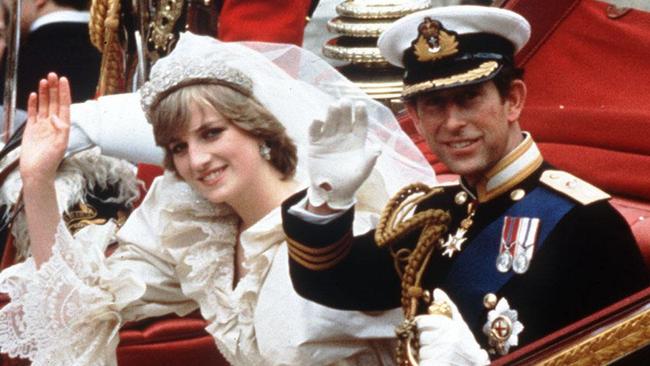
[469,132,543,203]
[31,10,90,32]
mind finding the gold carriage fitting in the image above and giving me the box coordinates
[90,0,219,95]
[322,0,435,112]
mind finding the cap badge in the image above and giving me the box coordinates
[413,17,459,62]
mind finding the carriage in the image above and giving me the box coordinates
[1,0,648,365]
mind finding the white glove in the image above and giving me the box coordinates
[68,93,164,164]
[416,289,490,366]
[307,99,381,210]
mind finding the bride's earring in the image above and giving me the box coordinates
[259,143,271,161]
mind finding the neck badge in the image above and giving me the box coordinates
[440,201,476,257]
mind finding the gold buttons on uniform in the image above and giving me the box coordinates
[483,293,498,310]
[455,191,468,205]
[510,189,525,201]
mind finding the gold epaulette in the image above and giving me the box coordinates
[540,170,611,205]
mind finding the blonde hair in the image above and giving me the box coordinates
[150,83,297,179]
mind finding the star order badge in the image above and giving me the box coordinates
[496,216,540,273]
[483,296,524,356]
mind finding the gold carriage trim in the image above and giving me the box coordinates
[402,61,499,98]
[287,232,353,271]
[536,305,650,365]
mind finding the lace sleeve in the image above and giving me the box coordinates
[0,221,146,366]
[0,173,214,366]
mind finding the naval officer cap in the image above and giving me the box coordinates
[378,5,531,99]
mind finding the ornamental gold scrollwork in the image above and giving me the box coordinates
[148,0,185,64]
[536,306,650,366]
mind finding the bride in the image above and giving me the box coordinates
[0,33,434,365]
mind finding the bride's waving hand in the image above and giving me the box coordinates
[21,73,71,182]
[19,72,71,267]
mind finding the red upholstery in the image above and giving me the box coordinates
[516,0,650,201]
[218,0,313,45]
[135,163,165,201]
[118,312,226,366]
[399,0,650,267]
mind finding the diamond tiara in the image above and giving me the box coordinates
[140,57,254,120]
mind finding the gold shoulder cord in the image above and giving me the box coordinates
[90,0,125,95]
[375,183,450,366]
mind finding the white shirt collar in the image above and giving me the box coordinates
[30,10,90,32]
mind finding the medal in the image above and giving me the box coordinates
[496,251,513,273]
[497,216,540,273]
[513,253,530,274]
[512,217,539,274]
[497,216,518,273]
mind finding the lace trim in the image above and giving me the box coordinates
[0,223,138,366]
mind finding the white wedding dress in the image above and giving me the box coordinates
[0,172,401,366]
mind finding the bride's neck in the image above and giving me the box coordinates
[229,177,299,231]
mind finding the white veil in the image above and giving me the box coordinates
[143,32,436,208]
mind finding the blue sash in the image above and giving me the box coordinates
[442,186,575,327]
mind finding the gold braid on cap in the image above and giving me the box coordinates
[374,183,450,366]
[90,0,125,95]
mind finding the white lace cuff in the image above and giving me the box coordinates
[0,221,146,366]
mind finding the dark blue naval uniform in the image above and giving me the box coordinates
[282,161,649,351]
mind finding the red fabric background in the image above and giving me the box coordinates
[519,0,650,202]
[218,0,312,45]
[117,313,226,366]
